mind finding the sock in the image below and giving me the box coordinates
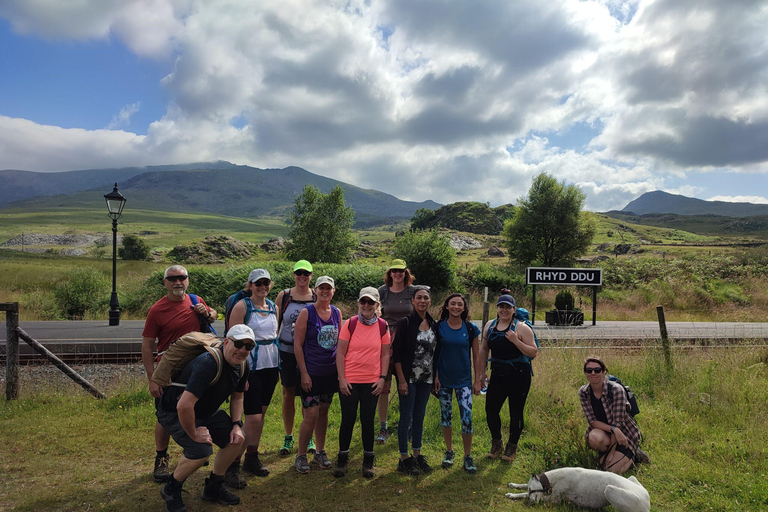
[166,474,183,491]
[363,450,374,457]
[380,421,387,430]
[156,449,168,458]
[246,445,259,455]
[338,450,350,455]
[209,472,225,484]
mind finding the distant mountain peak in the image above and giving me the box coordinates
[623,190,768,217]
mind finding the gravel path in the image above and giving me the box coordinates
[1,363,147,397]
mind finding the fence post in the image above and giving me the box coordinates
[3,302,20,400]
[482,287,490,328]
[656,305,672,368]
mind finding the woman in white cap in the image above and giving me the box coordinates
[228,269,279,480]
[375,258,416,443]
[292,276,341,474]
[334,287,391,478]
[478,294,537,464]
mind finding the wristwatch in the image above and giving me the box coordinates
[610,425,615,433]
[232,420,244,428]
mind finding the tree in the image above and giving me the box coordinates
[285,185,357,263]
[410,208,436,230]
[394,229,457,292]
[118,234,151,261]
[503,173,595,267]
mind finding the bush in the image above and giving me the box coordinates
[393,229,457,292]
[118,235,151,261]
[459,262,526,296]
[53,268,110,319]
[554,289,575,310]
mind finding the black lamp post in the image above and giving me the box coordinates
[104,183,127,326]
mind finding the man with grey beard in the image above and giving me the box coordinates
[143,265,218,484]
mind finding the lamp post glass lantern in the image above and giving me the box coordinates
[104,184,127,325]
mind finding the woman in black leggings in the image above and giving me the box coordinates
[478,294,538,463]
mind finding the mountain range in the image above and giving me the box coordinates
[622,190,768,217]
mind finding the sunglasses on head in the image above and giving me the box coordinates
[584,367,603,374]
[252,279,270,287]
[390,269,405,274]
[294,270,311,277]
[165,275,188,282]
[232,339,255,351]
[359,298,376,306]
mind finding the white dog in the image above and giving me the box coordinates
[506,467,650,512]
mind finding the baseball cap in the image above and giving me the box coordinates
[293,260,313,273]
[358,286,380,302]
[497,294,516,307]
[247,268,271,282]
[227,324,255,341]
[388,259,407,270]
[315,275,335,289]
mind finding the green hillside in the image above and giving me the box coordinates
[604,211,768,239]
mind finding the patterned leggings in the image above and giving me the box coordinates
[437,386,473,434]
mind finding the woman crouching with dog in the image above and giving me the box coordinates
[578,356,642,474]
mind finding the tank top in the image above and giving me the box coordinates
[246,301,279,371]
[278,290,316,354]
[303,304,340,377]
[487,321,523,370]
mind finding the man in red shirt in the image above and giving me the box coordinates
[143,265,217,483]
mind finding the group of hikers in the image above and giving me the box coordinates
[142,259,647,512]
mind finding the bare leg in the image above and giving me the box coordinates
[282,387,296,436]
[298,406,319,455]
[172,456,208,482]
[213,442,246,475]
[442,426,453,452]
[313,402,331,452]
[461,433,472,457]
[156,421,170,451]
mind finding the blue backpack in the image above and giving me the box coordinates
[224,290,256,333]
[486,307,539,375]
[189,293,217,336]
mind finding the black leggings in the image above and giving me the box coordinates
[485,364,531,444]
[338,383,379,453]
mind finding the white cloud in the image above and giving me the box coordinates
[107,102,141,130]
[708,195,768,205]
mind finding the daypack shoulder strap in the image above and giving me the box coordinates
[189,293,198,305]
[348,316,359,337]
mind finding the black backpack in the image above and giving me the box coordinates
[607,375,640,417]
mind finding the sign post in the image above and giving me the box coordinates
[526,267,603,325]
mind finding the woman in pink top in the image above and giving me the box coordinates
[333,287,391,478]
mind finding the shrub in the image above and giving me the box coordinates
[459,262,526,296]
[118,235,151,261]
[393,229,457,292]
[554,289,575,310]
[53,268,110,319]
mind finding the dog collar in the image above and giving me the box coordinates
[537,473,553,495]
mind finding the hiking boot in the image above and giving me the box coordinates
[294,454,310,474]
[307,437,316,454]
[224,460,247,489]
[441,449,455,469]
[486,438,503,459]
[463,455,477,474]
[501,441,517,463]
[243,451,270,477]
[202,476,240,505]
[634,447,651,465]
[396,456,420,476]
[333,452,349,478]
[362,452,375,479]
[375,427,390,444]
[313,449,332,469]
[279,435,294,457]
[160,481,187,512]
[415,454,433,475]
[154,453,171,483]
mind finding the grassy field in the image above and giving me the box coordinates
[1,345,767,511]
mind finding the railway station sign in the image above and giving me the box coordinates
[526,267,603,286]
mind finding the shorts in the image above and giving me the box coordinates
[156,408,233,460]
[244,367,279,415]
[279,351,299,389]
[299,373,338,409]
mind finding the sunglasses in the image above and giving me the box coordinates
[584,367,603,374]
[232,339,255,351]
[294,270,311,277]
[252,279,271,287]
[359,298,376,306]
[165,275,188,282]
[390,269,405,274]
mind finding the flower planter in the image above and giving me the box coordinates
[545,310,584,326]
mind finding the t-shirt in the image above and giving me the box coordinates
[339,318,391,383]
[143,294,209,354]
[160,347,249,419]
[378,286,413,330]
[410,328,437,384]
[302,304,340,377]
[278,292,316,354]
[437,320,480,389]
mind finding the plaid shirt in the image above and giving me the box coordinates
[579,380,641,453]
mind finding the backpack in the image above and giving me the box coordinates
[347,316,388,338]
[378,285,415,307]
[486,307,540,375]
[607,375,640,418]
[151,332,247,388]
[223,290,255,333]
[278,288,318,328]
[189,293,217,336]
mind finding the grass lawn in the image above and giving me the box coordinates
[2,346,767,511]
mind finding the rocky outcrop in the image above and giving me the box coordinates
[488,246,505,257]
[167,236,256,264]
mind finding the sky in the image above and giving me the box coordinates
[1,0,767,211]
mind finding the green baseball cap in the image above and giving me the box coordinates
[388,259,407,270]
[293,260,313,272]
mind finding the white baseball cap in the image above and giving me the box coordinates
[226,324,255,341]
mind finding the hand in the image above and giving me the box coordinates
[432,376,441,394]
[505,330,519,344]
[614,428,628,447]
[149,380,163,398]
[339,376,352,396]
[193,426,213,445]
[301,373,312,393]
[472,379,482,396]
[382,379,391,394]
[398,381,408,395]
[371,378,385,396]
[230,425,245,445]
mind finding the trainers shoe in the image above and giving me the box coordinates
[501,441,517,463]
[243,451,270,477]
[634,447,651,465]
[362,452,375,479]
[333,452,349,478]
[279,435,294,457]
[375,427,390,444]
[224,460,247,489]
[463,455,477,474]
[441,450,455,469]
[307,437,316,454]
[294,454,310,474]
[160,482,187,512]
[396,456,420,476]
[486,438,503,459]
[415,454,433,475]
[313,449,332,469]
[202,477,240,505]
[154,454,171,483]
